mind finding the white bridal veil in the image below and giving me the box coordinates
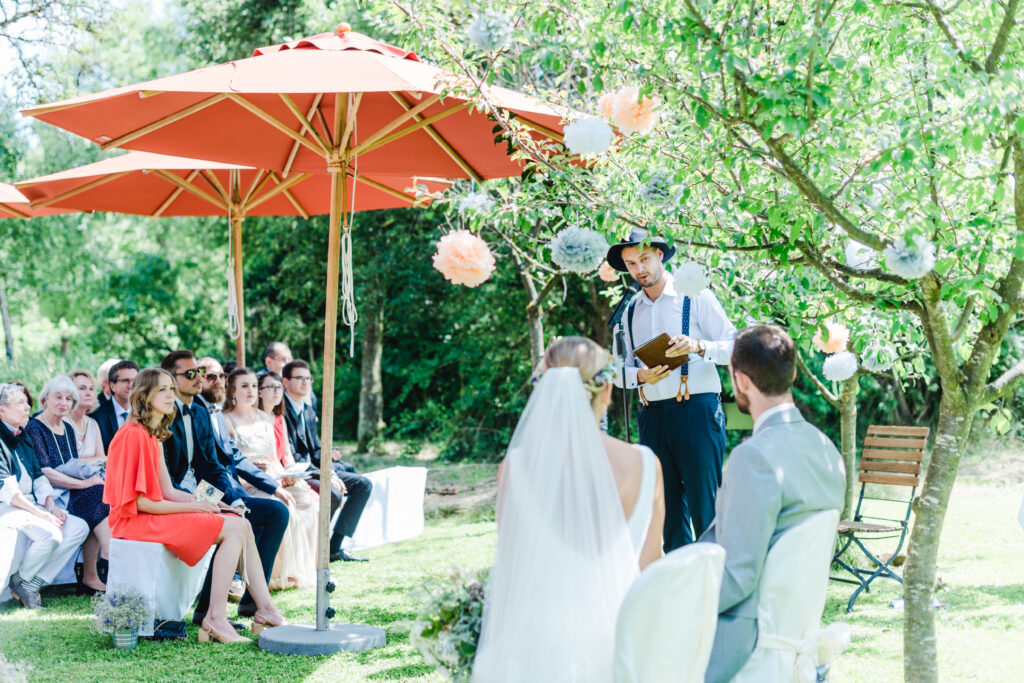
[472,367,639,682]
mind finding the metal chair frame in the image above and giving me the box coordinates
[830,425,929,612]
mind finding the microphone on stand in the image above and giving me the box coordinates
[606,279,641,443]
[607,280,641,329]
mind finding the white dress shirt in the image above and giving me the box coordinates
[753,402,796,434]
[615,277,737,402]
[113,398,130,429]
[174,398,198,492]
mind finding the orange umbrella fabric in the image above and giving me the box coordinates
[0,182,69,219]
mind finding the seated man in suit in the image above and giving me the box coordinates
[701,325,846,682]
[95,358,120,407]
[282,359,371,563]
[93,360,139,451]
[159,350,291,623]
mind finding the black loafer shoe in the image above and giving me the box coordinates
[330,549,369,563]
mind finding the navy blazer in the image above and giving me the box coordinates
[194,396,278,497]
[0,422,46,505]
[93,398,124,452]
[283,397,322,468]
[163,399,245,503]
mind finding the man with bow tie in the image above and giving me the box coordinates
[93,360,139,451]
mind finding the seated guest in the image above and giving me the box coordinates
[257,342,292,378]
[93,360,139,451]
[224,368,317,590]
[159,350,289,624]
[103,368,287,643]
[701,325,846,682]
[196,357,227,412]
[283,359,371,563]
[95,358,121,407]
[0,383,89,609]
[24,375,110,593]
[68,370,106,464]
[258,372,293,468]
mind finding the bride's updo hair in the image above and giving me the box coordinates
[535,336,612,408]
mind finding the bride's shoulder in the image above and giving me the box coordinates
[600,434,647,462]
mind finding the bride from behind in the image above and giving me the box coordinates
[473,337,664,683]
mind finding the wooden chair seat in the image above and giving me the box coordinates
[838,520,901,534]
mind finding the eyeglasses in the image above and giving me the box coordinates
[112,378,134,385]
[287,376,313,383]
[260,384,284,392]
[172,367,207,380]
[205,373,225,382]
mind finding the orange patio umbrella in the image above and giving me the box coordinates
[0,182,70,219]
[16,151,448,365]
[23,23,567,640]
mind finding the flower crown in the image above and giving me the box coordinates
[531,357,621,397]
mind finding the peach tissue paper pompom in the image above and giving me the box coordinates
[611,86,660,135]
[598,261,620,282]
[596,93,616,119]
[812,322,850,354]
[432,230,496,288]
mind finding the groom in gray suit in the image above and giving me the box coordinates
[701,325,846,682]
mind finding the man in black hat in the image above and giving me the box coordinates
[609,228,737,552]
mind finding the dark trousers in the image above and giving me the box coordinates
[638,393,726,552]
[192,495,289,622]
[308,461,372,554]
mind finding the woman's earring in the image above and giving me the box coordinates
[231,397,237,405]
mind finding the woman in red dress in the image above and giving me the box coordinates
[103,368,287,644]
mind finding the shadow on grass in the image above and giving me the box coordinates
[364,663,436,679]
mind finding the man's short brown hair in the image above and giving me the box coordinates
[730,325,796,396]
[160,350,195,372]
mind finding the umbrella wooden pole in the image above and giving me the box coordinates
[230,170,246,367]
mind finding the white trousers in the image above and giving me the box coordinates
[0,503,89,584]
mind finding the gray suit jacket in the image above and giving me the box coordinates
[700,404,846,619]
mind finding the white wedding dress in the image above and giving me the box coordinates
[472,368,651,683]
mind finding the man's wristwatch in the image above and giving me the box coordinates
[697,340,706,356]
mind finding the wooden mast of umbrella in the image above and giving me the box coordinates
[22,23,567,639]
[16,151,448,366]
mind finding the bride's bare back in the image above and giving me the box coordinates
[601,434,665,569]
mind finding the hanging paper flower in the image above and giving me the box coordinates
[458,191,495,215]
[640,170,679,206]
[845,240,876,271]
[861,343,895,373]
[467,10,513,53]
[883,234,936,279]
[549,226,608,273]
[563,118,615,156]
[611,86,660,135]
[812,322,850,354]
[596,92,616,119]
[432,230,496,287]
[598,260,620,282]
[673,261,710,296]
[823,351,858,381]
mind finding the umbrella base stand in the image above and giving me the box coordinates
[257,623,386,655]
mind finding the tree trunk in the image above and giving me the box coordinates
[511,250,546,368]
[902,395,973,683]
[838,375,859,520]
[357,300,385,453]
[587,280,612,348]
[0,278,12,360]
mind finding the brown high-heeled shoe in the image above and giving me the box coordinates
[199,619,252,644]
[251,611,287,636]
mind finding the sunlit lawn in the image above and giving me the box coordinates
[2,447,1022,682]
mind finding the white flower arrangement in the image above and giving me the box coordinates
[883,234,936,279]
[673,261,710,296]
[845,240,876,271]
[458,191,495,215]
[410,566,489,680]
[467,10,513,53]
[823,351,859,382]
[549,226,608,273]
[563,118,614,156]
[860,343,895,373]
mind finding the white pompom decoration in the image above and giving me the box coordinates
[673,261,710,296]
[467,10,513,53]
[883,234,936,279]
[860,343,895,373]
[563,118,615,156]
[845,240,876,271]
[823,351,859,381]
[458,191,495,214]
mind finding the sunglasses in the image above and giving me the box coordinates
[173,367,207,380]
[205,373,225,382]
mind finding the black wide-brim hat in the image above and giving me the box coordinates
[606,228,676,272]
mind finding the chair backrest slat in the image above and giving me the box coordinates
[859,472,920,487]
[861,448,923,462]
[866,425,929,437]
[862,436,927,450]
[859,461,919,474]
[856,425,929,489]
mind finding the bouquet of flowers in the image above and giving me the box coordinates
[409,566,489,681]
[91,585,150,634]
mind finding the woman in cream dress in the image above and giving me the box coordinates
[222,368,318,590]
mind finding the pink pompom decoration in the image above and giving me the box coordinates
[432,230,496,288]
[812,322,850,354]
[611,86,660,135]
[598,261,619,282]
[596,92,616,119]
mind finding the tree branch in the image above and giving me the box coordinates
[924,0,984,73]
[981,358,1024,403]
[984,0,1019,73]
[795,350,840,408]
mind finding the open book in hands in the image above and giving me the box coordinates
[271,462,314,481]
[193,479,225,504]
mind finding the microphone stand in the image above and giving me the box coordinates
[607,281,640,443]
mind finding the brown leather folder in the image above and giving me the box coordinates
[633,333,688,371]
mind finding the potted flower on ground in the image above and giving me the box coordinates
[91,585,150,650]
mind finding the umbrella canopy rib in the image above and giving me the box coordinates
[153,169,202,217]
[389,92,482,183]
[352,102,470,157]
[101,94,228,151]
[30,171,132,209]
[225,94,329,157]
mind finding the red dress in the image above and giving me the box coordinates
[273,414,288,465]
[103,421,224,566]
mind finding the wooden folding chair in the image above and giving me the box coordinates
[830,425,929,612]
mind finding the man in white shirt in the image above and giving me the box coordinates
[609,229,737,551]
[93,360,139,451]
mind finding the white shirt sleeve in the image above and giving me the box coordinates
[0,475,20,505]
[694,289,737,365]
[613,301,641,389]
[33,475,55,505]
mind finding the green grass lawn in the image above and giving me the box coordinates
[2,448,1023,682]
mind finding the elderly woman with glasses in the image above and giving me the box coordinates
[23,375,111,593]
[1,383,90,608]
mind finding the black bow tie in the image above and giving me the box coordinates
[180,404,192,417]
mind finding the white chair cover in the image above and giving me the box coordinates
[1017,492,1024,533]
[613,542,726,683]
[342,466,427,552]
[107,538,215,636]
[732,510,846,683]
[0,527,19,600]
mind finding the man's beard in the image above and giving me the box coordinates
[735,386,751,415]
[202,385,226,405]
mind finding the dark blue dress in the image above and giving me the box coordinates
[24,417,109,530]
